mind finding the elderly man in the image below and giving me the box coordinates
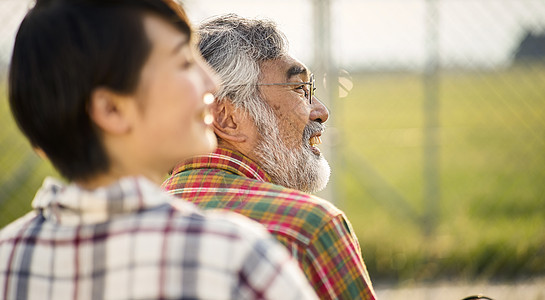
[162,14,376,299]
[0,2,317,299]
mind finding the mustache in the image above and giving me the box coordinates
[302,121,325,142]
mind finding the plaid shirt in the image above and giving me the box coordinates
[162,148,376,300]
[0,176,318,300]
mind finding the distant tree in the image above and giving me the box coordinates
[514,31,545,62]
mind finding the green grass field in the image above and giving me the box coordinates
[335,64,545,283]
[0,84,58,225]
[1,64,544,284]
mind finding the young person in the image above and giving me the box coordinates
[0,2,317,299]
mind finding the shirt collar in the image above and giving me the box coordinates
[31,176,176,225]
[171,148,273,183]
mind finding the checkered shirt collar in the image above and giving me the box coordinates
[171,148,273,183]
[31,176,187,226]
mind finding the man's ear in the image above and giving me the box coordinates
[211,99,247,143]
[88,87,132,135]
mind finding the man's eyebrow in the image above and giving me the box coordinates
[171,38,189,55]
[286,65,308,80]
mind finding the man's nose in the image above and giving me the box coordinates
[309,97,329,123]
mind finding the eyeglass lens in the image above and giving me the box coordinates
[309,74,315,105]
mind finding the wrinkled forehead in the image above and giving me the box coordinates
[259,55,310,81]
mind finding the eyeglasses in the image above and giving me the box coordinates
[257,73,315,105]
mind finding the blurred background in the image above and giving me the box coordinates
[1,0,544,298]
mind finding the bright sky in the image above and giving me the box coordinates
[1,0,545,71]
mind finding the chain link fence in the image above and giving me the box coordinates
[1,0,545,298]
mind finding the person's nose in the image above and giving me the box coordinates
[198,58,220,95]
[309,96,329,123]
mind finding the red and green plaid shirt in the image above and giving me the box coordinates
[162,148,376,300]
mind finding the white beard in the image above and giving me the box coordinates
[253,110,330,193]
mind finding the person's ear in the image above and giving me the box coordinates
[210,99,247,143]
[88,87,133,135]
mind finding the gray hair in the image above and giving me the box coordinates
[197,14,289,128]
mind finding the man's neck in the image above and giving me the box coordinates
[217,140,262,167]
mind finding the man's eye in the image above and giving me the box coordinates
[295,85,308,97]
[295,85,306,92]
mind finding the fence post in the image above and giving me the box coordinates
[423,0,440,235]
[313,0,338,204]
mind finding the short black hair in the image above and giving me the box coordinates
[9,0,191,181]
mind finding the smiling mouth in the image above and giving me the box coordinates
[309,135,323,156]
[309,135,322,147]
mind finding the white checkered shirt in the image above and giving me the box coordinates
[0,177,317,300]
